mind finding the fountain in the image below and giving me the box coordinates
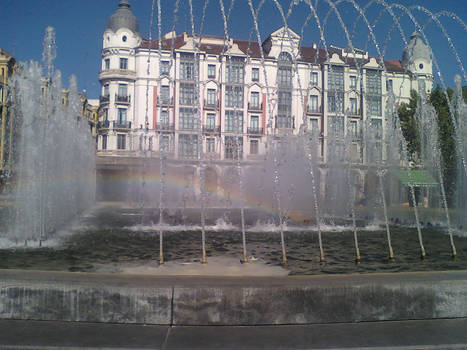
[0,0,465,275]
[1,4,467,350]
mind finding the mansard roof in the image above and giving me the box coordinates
[138,32,406,73]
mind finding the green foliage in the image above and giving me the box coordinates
[428,85,457,205]
[397,89,420,160]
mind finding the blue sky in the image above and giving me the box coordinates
[1,0,465,98]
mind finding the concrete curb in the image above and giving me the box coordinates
[1,269,466,325]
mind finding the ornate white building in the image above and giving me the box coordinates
[96,0,433,202]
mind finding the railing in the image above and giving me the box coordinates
[247,127,263,135]
[100,95,110,103]
[156,123,175,131]
[348,108,361,116]
[306,105,322,114]
[158,96,173,106]
[115,94,130,104]
[113,121,132,130]
[98,120,110,129]
[248,102,262,111]
[203,125,221,133]
[204,99,218,109]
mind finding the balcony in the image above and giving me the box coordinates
[347,108,361,116]
[203,125,221,133]
[247,127,263,135]
[98,69,137,82]
[248,102,262,112]
[98,120,110,129]
[156,123,175,131]
[113,121,132,130]
[100,95,110,104]
[306,105,322,115]
[158,96,173,107]
[204,99,218,110]
[115,94,131,104]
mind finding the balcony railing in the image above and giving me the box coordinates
[306,105,322,114]
[113,121,132,130]
[158,96,173,106]
[98,120,110,129]
[247,127,263,135]
[115,94,130,104]
[204,98,218,109]
[156,123,175,131]
[248,102,262,111]
[347,108,361,116]
[100,95,110,104]
[203,125,221,133]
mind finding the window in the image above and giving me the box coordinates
[207,64,216,79]
[103,108,108,121]
[225,86,243,108]
[117,134,126,149]
[179,83,196,105]
[418,79,426,93]
[350,98,358,114]
[180,53,195,80]
[102,135,107,150]
[309,95,318,113]
[328,116,345,138]
[225,136,243,159]
[104,59,110,70]
[160,61,170,75]
[160,135,169,152]
[386,79,393,92]
[350,76,357,89]
[118,84,128,98]
[160,85,170,104]
[250,115,259,129]
[310,72,318,86]
[206,113,216,130]
[226,57,244,83]
[309,118,319,138]
[120,58,128,70]
[328,66,344,113]
[250,140,258,154]
[139,135,143,150]
[206,137,215,153]
[225,110,243,133]
[367,95,381,116]
[250,91,260,109]
[370,118,383,139]
[252,68,259,82]
[148,137,153,151]
[103,84,109,98]
[160,110,169,125]
[179,108,197,130]
[328,94,344,113]
[207,89,217,106]
[366,69,382,94]
[277,90,292,128]
[179,134,198,158]
[348,120,359,139]
[122,35,127,42]
[118,108,127,124]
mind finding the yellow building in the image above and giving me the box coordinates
[0,49,16,192]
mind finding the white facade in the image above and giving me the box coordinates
[97,1,433,167]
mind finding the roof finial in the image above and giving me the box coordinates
[119,0,130,9]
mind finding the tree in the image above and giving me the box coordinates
[397,89,420,160]
[428,85,457,205]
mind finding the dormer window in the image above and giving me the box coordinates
[419,63,424,69]
[122,35,127,42]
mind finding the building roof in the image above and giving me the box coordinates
[138,32,406,73]
[106,0,139,34]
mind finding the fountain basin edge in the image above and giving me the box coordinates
[1,269,466,326]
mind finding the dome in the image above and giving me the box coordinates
[402,32,431,68]
[106,0,139,34]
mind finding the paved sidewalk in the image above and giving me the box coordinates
[0,318,466,349]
